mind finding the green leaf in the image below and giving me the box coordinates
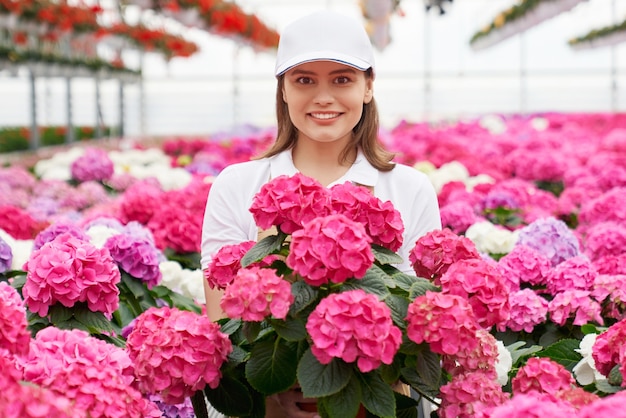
[507,342,543,366]
[401,350,442,401]
[343,267,390,299]
[608,364,623,387]
[243,321,262,343]
[270,317,307,342]
[390,272,421,293]
[163,249,201,270]
[297,348,352,398]
[246,338,298,395]
[536,339,582,371]
[371,244,404,265]
[220,318,243,335]
[357,371,396,418]
[581,323,603,335]
[385,294,409,328]
[120,271,150,300]
[318,374,362,418]
[241,233,286,268]
[595,378,623,394]
[394,391,420,418]
[190,390,209,418]
[291,280,318,314]
[164,290,202,313]
[96,333,126,348]
[48,304,74,324]
[203,372,255,416]
[408,279,438,300]
[73,306,116,334]
[228,345,250,364]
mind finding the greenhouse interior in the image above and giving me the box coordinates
[2,0,626,417]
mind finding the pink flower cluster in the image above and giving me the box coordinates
[406,291,479,356]
[205,240,255,289]
[545,256,597,295]
[438,371,509,418]
[0,282,30,356]
[18,327,161,418]
[499,288,548,333]
[104,233,163,289]
[592,317,626,379]
[443,329,499,378]
[126,306,233,404]
[408,228,480,283]
[497,244,552,289]
[287,214,374,286]
[306,289,401,373]
[70,147,114,183]
[220,266,294,321]
[118,180,162,225]
[548,290,603,327]
[511,357,575,396]
[22,233,120,317]
[0,204,45,240]
[487,393,577,418]
[439,258,510,329]
[249,173,331,234]
[330,181,404,251]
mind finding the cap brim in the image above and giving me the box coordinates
[275,52,371,76]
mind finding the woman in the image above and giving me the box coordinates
[201,10,441,418]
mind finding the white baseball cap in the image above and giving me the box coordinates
[274,10,375,77]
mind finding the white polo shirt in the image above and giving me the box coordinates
[201,148,441,274]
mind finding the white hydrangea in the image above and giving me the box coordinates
[159,260,205,304]
[495,340,513,386]
[85,224,122,249]
[465,221,519,255]
[32,147,85,181]
[426,161,495,194]
[0,229,33,271]
[573,333,606,385]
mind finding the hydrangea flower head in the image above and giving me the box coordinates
[118,181,163,225]
[306,289,401,373]
[0,236,12,273]
[438,371,509,418]
[287,214,374,286]
[584,221,626,261]
[516,217,580,266]
[499,288,548,333]
[545,255,597,295]
[330,181,404,251]
[205,241,255,289]
[497,244,552,289]
[220,266,294,321]
[126,306,233,404]
[0,204,44,240]
[249,173,332,234]
[548,290,603,327]
[22,232,120,317]
[70,147,114,182]
[488,393,577,418]
[33,221,89,251]
[406,291,479,356]
[512,357,575,396]
[592,317,626,377]
[0,282,30,355]
[104,233,163,289]
[578,390,626,417]
[409,228,481,283]
[439,258,510,329]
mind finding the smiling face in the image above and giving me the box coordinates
[281,60,373,149]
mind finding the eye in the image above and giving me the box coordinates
[335,76,351,84]
[296,76,314,84]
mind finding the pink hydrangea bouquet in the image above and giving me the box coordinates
[200,173,497,418]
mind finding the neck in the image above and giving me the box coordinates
[292,141,356,187]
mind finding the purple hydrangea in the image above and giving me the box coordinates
[70,147,114,182]
[104,233,162,288]
[33,222,90,251]
[517,217,581,266]
[0,236,12,273]
[148,393,195,418]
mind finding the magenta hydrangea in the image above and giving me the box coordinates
[220,266,294,322]
[592,274,626,320]
[18,327,161,418]
[443,329,499,378]
[498,288,548,333]
[406,291,479,356]
[438,371,509,418]
[104,233,162,289]
[249,173,332,234]
[592,317,626,377]
[578,187,626,232]
[126,306,233,404]
[440,201,480,235]
[70,147,114,182]
[497,244,552,289]
[306,289,401,373]
[33,221,90,251]
[512,357,575,396]
[0,204,43,240]
[0,236,12,273]
[516,217,581,266]
[287,214,374,287]
[578,390,626,417]
[329,181,404,252]
[408,228,481,283]
[439,258,510,330]
[584,221,626,261]
[545,255,597,295]
[118,180,163,225]
[593,253,626,275]
[22,232,120,317]
[0,282,30,356]
[488,393,577,418]
[205,241,255,290]
[548,290,603,327]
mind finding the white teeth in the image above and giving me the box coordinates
[311,113,339,120]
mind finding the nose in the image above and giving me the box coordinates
[313,83,334,105]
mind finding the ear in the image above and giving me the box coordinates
[363,79,373,104]
[282,87,288,103]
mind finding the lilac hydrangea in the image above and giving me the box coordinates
[70,147,114,183]
[104,234,162,288]
[33,222,90,251]
[0,237,12,274]
[516,217,581,266]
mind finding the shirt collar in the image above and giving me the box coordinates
[269,148,379,188]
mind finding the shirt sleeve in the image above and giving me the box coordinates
[200,165,257,270]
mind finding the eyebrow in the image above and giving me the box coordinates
[290,67,358,76]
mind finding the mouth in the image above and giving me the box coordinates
[309,112,341,120]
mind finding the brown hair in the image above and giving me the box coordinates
[256,69,396,171]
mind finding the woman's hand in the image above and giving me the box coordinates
[268,387,319,418]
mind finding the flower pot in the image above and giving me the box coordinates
[299,402,367,417]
